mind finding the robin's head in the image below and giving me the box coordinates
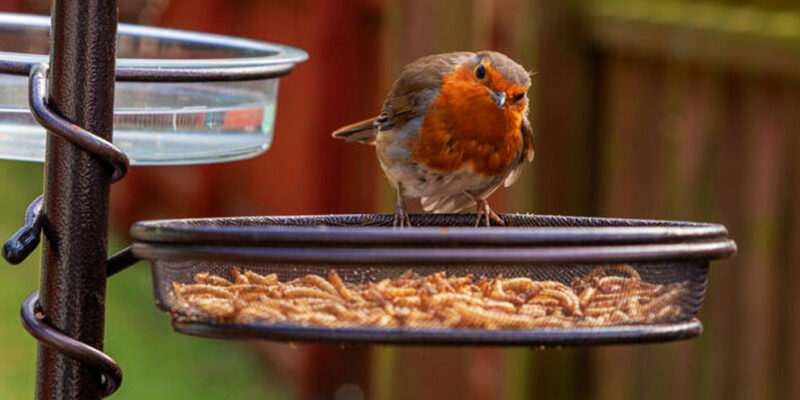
[446,51,531,115]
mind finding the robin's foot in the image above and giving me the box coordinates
[393,200,411,227]
[393,183,412,228]
[466,192,505,227]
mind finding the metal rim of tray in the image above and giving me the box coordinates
[131,214,737,265]
[131,214,730,244]
[0,12,308,81]
[172,318,704,346]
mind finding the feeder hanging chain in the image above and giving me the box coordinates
[3,64,136,398]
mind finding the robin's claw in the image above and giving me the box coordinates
[393,202,411,228]
[488,209,505,226]
[475,209,487,227]
[467,192,504,227]
[393,184,411,228]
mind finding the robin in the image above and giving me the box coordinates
[332,51,534,227]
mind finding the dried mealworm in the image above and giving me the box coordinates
[394,295,421,307]
[501,277,537,294]
[231,267,250,284]
[597,276,636,293]
[454,304,532,330]
[578,285,597,307]
[518,304,547,318]
[244,271,278,286]
[378,286,418,299]
[226,284,270,293]
[328,270,355,301]
[537,288,582,316]
[194,272,233,286]
[237,305,286,322]
[190,297,236,318]
[527,295,561,307]
[283,287,342,302]
[176,284,234,299]
[480,299,517,314]
[303,274,339,295]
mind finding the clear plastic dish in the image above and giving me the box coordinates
[0,13,307,165]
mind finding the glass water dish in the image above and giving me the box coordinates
[0,13,307,165]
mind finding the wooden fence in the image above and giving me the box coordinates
[534,2,800,400]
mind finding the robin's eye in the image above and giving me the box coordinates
[475,64,486,79]
[513,93,525,102]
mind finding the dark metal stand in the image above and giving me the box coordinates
[37,0,119,393]
[3,1,127,398]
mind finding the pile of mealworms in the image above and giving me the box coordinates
[167,264,689,329]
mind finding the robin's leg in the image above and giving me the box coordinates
[394,182,411,227]
[465,191,505,227]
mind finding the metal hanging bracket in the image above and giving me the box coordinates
[3,65,131,266]
[3,195,44,264]
[3,64,138,398]
[20,245,137,398]
[28,64,130,182]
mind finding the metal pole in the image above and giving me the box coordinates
[36,0,118,398]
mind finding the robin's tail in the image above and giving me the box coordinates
[331,117,379,145]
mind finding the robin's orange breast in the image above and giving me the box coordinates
[411,66,524,177]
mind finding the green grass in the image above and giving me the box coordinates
[0,160,286,399]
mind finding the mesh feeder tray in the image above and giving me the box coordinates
[131,214,736,346]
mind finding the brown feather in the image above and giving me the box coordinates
[521,115,535,162]
[504,116,534,187]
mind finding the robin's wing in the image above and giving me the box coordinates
[378,52,476,130]
[504,114,535,187]
[521,114,535,162]
[331,52,475,145]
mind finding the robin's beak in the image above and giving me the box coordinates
[490,91,506,108]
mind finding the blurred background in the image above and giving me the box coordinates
[1,0,799,399]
